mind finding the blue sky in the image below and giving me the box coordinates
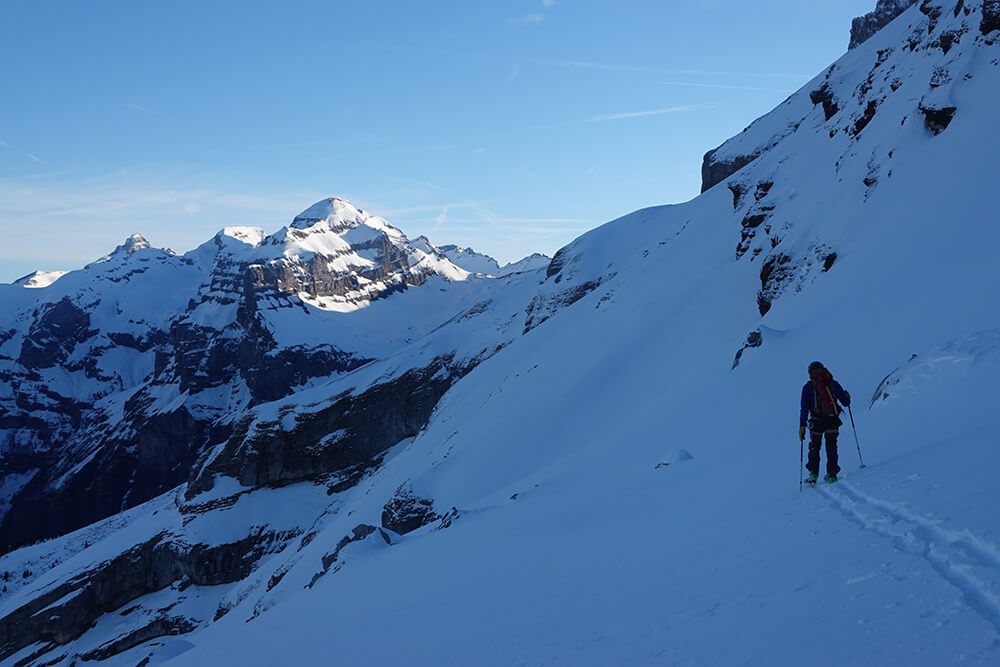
[0,0,876,281]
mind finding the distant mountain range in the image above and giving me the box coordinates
[0,197,546,552]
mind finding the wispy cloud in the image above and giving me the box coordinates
[660,80,795,93]
[535,58,811,80]
[675,68,810,81]
[507,63,521,86]
[434,206,449,230]
[122,103,153,113]
[383,200,590,234]
[538,58,660,73]
[586,103,716,123]
[370,143,454,157]
[377,202,484,217]
[511,0,555,28]
[0,139,50,166]
[440,217,585,225]
[511,13,545,26]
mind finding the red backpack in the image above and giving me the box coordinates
[811,368,841,417]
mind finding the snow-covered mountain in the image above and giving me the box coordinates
[435,243,552,277]
[436,243,502,276]
[497,252,551,276]
[2,1,1000,664]
[0,197,484,552]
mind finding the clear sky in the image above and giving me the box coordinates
[0,0,876,282]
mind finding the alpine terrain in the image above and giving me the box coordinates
[1,1,998,664]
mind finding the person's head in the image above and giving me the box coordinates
[808,361,828,382]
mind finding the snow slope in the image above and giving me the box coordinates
[10,271,68,289]
[1,1,999,664]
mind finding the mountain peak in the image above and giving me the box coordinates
[438,244,501,276]
[219,226,266,247]
[290,197,366,231]
[118,233,151,254]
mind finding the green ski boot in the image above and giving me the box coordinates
[805,473,818,486]
[824,474,838,484]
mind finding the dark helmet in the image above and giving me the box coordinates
[808,361,825,373]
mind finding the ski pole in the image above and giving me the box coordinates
[799,436,804,492]
[848,404,865,469]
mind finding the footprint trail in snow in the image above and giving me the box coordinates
[820,481,1000,639]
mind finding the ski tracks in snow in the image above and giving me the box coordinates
[820,482,1000,639]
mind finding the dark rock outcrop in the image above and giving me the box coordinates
[731,330,764,370]
[0,529,292,662]
[0,536,175,661]
[851,99,880,136]
[809,84,841,120]
[382,486,439,535]
[307,524,393,588]
[524,279,607,334]
[79,616,198,662]
[187,356,469,497]
[850,1,919,49]
[982,0,1000,34]
[17,298,93,369]
[0,407,215,554]
[919,0,944,33]
[919,103,957,134]
[757,253,795,316]
[701,150,761,193]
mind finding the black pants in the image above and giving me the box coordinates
[807,429,840,477]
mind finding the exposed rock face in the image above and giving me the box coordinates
[984,0,1000,34]
[757,253,794,316]
[809,84,841,121]
[78,616,197,662]
[0,407,212,552]
[308,524,393,587]
[731,329,764,370]
[0,529,292,662]
[187,356,470,496]
[382,486,439,535]
[701,150,762,193]
[524,280,603,333]
[17,298,93,369]
[247,233,421,303]
[920,103,958,133]
[851,99,880,136]
[850,0,919,49]
[735,180,777,259]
